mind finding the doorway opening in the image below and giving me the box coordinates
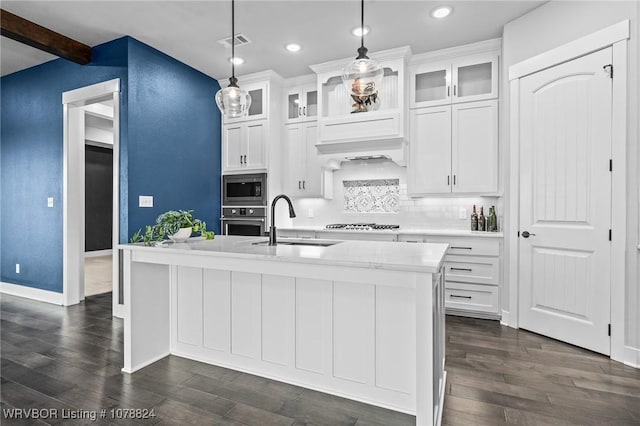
[84,101,115,297]
[62,79,123,317]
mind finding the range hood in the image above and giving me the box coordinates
[315,137,408,170]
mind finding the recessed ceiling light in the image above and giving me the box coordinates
[285,43,302,53]
[229,57,244,65]
[351,26,370,37]
[431,6,452,19]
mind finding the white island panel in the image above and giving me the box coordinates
[333,282,375,385]
[376,285,416,394]
[295,278,332,375]
[231,272,262,359]
[261,274,295,367]
[203,269,231,352]
[176,266,203,347]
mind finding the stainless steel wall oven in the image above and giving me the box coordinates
[221,207,266,236]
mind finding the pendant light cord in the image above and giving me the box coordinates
[231,0,235,79]
[360,0,364,49]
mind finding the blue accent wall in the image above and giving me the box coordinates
[126,38,221,238]
[0,36,222,294]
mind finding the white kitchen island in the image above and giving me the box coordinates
[120,235,448,426]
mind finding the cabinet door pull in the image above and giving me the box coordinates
[450,267,473,272]
[298,181,301,190]
[447,86,450,97]
[450,294,472,299]
[243,155,247,164]
[298,106,302,117]
[453,84,457,96]
[447,175,450,186]
[303,106,306,116]
[453,175,456,185]
[451,246,472,250]
[302,180,306,189]
[240,155,244,164]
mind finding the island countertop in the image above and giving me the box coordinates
[120,235,449,274]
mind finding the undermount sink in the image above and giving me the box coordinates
[252,239,340,247]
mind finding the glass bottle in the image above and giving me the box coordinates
[478,207,486,231]
[489,206,498,232]
[471,205,478,231]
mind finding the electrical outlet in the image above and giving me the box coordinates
[47,197,54,208]
[139,195,153,208]
[15,263,20,274]
[459,208,467,219]
[307,208,314,218]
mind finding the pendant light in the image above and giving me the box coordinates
[342,0,383,98]
[215,0,251,118]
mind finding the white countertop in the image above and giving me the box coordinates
[281,226,504,239]
[120,235,448,274]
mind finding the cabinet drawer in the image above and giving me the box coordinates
[318,231,397,242]
[444,255,499,285]
[427,236,499,256]
[445,282,499,314]
[397,234,427,243]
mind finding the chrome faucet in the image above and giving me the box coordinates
[269,194,296,245]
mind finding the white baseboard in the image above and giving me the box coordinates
[500,309,516,328]
[0,281,64,305]
[85,249,113,258]
[624,345,640,369]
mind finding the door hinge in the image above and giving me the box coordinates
[608,324,611,336]
[609,229,612,241]
[609,159,612,172]
[603,64,613,79]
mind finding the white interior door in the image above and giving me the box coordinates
[518,47,612,355]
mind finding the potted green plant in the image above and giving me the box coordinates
[130,210,215,245]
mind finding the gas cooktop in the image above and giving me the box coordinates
[325,223,400,231]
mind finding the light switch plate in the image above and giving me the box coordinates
[459,208,467,219]
[139,195,153,208]
[47,197,54,208]
[15,264,20,274]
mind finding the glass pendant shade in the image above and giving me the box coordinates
[342,55,384,97]
[216,0,251,118]
[215,83,251,118]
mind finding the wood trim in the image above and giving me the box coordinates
[509,20,629,80]
[0,8,91,65]
[610,39,627,363]
[506,79,520,329]
[0,282,64,305]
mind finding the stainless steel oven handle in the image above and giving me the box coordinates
[221,218,265,222]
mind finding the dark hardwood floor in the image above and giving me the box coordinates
[2,292,639,425]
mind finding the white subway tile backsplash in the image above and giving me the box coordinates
[292,160,502,230]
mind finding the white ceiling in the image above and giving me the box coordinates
[1,1,546,80]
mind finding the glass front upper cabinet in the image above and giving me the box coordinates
[286,84,318,123]
[410,53,498,108]
[223,80,268,123]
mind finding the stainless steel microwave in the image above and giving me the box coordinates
[222,173,267,206]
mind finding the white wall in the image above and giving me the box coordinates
[502,0,639,353]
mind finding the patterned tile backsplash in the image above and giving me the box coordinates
[343,179,400,213]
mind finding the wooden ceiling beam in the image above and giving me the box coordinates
[1,9,92,65]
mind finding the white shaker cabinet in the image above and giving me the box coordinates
[222,120,267,172]
[409,99,498,195]
[285,121,331,198]
[219,70,283,175]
